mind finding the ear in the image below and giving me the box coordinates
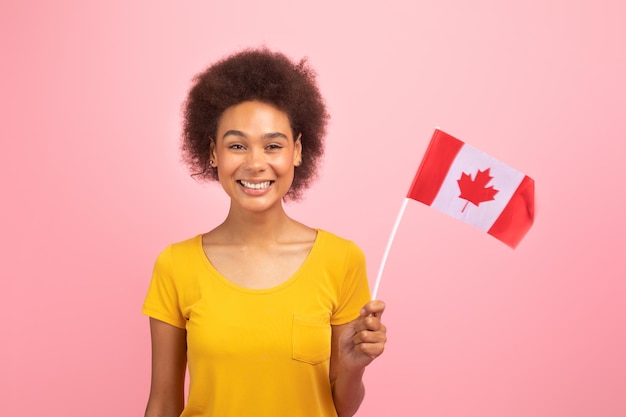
[294,134,303,167]
[209,138,217,167]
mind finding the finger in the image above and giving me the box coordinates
[352,327,387,346]
[361,300,386,319]
[353,312,386,333]
[354,315,384,333]
[353,315,376,333]
[352,335,386,359]
[364,315,386,332]
[357,341,385,359]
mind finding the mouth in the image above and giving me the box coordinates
[238,180,273,190]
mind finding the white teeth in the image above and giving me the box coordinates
[240,180,271,190]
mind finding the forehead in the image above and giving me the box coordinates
[217,101,292,135]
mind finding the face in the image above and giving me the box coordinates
[210,100,302,214]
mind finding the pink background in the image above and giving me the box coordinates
[2,1,625,416]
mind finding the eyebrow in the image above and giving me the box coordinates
[222,130,289,140]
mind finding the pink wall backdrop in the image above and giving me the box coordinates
[2,1,625,416]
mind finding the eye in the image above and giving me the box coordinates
[266,143,283,150]
[228,144,245,150]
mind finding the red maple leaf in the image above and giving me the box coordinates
[457,168,499,212]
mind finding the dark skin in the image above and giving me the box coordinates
[145,101,386,417]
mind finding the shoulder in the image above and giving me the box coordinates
[154,234,204,268]
[316,229,366,263]
[169,234,203,249]
[317,229,361,249]
[166,234,203,255]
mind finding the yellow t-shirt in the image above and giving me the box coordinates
[142,229,370,417]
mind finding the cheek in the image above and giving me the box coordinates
[277,158,297,176]
[214,162,235,185]
[215,154,240,171]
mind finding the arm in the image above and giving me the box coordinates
[144,318,187,417]
[330,300,387,417]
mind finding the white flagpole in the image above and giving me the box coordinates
[372,198,410,300]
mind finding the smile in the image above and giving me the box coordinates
[238,180,273,190]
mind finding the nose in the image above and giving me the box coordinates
[244,147,266,172]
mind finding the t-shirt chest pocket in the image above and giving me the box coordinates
[292,314,331,365]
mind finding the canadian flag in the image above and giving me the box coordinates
[407,129,535,248]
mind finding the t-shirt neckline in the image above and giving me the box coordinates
[196,229,323,294]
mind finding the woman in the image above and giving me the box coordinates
[143,48,387,417]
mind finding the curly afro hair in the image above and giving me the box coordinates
[181,47,329,201]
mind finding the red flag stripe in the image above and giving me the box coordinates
[487,175,535,248]
[407,129,463,205]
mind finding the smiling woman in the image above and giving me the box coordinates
[210,101,302,214]
[181,48,326,201]
[141,48,387,417]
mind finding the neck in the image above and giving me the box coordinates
[219,202,296,244]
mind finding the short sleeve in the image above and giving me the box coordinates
[142,245,187,329]
[330,241,371,325]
